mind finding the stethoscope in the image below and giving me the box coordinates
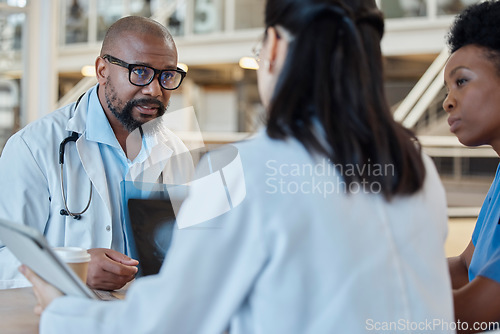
[59,94,92,220]
[57,94,165,219]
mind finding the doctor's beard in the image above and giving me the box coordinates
[105,79,167,133]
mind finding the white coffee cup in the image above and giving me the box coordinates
[53,247,91,283]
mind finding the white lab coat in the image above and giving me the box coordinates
[0,87,193,289]
[40,133,454,334]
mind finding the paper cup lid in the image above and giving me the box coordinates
[53,247,91,263]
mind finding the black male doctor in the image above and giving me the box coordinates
[0,16,192,290]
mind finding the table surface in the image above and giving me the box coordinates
[0,287,39,334]
[0,286,128,334]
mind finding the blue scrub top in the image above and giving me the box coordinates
[469,163,500,283]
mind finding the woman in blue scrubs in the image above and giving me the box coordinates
[444,1,500,332]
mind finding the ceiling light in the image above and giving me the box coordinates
[81,66,95,77]
[177,63,188,72]
[239,57,259,70]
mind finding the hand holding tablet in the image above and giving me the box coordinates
[0,218,102,300]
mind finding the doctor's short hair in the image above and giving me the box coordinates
[100,16,174,56]
[446,0,500,73]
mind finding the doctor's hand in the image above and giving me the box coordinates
[19,265,63,315]
[86,248,139,291]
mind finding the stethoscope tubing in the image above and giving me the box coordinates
[59,162,92,219]
[58,94,92,220]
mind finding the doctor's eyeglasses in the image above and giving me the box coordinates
[102,54,186,90]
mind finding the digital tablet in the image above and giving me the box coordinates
[0,218,99,299]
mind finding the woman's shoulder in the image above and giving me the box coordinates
[234,131,310,162]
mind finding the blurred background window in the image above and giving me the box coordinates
[97,0,124,41]
[437,0,477,15]
[0,7,23,152]
[234,0,265,30]
[166,0,185,36]
[0,12,23,51]
[131,0,152,17]
[65,0,89,44]
[379,0,426,18]
[193,0,224,34]
[0,0,27,6]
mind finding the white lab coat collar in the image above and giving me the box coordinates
[65,86,95,135]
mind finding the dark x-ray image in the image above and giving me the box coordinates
[128,198,176,276]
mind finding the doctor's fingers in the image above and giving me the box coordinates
[86,260,136,287]
[100,256,139,276]
[86,270,135,290]
[87,248,139,275]
[101,248,139,266]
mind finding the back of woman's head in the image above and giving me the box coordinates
[264,0,426,200]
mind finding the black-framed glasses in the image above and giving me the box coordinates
[102,54,186,90]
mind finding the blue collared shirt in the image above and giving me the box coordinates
[85,86,156,256]
[86,87,129,254]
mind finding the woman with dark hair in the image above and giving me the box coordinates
[263,0,426,200]
[444,1,500,332]
[22,0,453,332]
